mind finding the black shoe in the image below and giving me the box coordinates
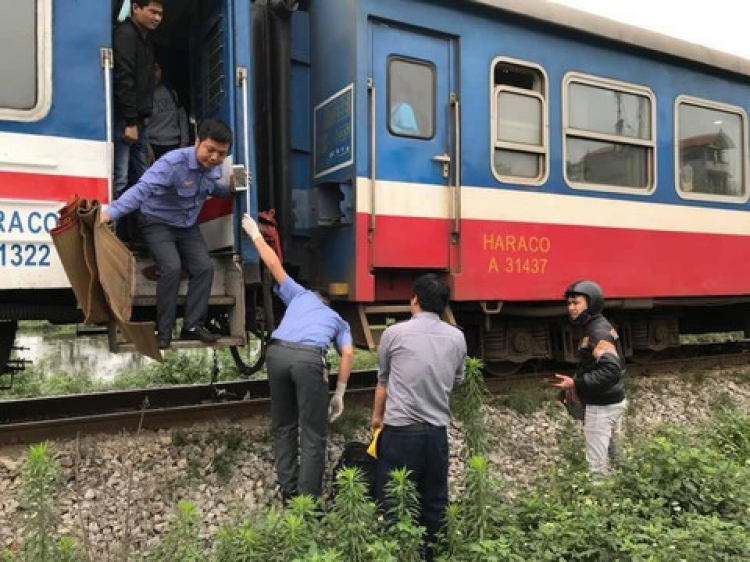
[180,325,220,343]
[157,335,171,350]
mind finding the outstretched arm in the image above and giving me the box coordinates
[242,214,287,285]
[328,343,354,422]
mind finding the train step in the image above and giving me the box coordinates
[113,335,245,353]
[131,295,236,307]
[108,253,247,356]
[338,303,457,350]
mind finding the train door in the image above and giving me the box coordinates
[191,0,252,250]
[369,23,456,269]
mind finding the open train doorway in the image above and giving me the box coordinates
[108,0,255,364]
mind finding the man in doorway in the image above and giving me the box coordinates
[113,0,163,242]
[371,274,467,561]
[101,119,234,349]
[242,214,354,500]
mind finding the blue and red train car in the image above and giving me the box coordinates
[1,0,750,374]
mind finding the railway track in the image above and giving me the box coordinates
[0,372,379,445]
[1,342,749,445]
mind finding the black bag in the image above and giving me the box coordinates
[331,441,377,500]
[558,388,585,422]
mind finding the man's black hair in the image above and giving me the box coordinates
[197,118,233,147]
[132,0,163,8]
[413,273,449,315]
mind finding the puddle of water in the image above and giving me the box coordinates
[15,334,151,382]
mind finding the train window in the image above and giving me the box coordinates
[491,58,548,185]
[676,97,747,201]
[563,74,655,193]
[387,58,434,139]
[0,0,51,121]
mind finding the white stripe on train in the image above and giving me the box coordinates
[355,177,750,236]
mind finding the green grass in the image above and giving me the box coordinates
[17,321,77,337]
[491,379,553,416]
[679,331,744,344]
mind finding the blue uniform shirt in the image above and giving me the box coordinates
[271,277,352,351]
[107,147,232,227]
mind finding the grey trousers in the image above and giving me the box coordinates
[139,214,214,338]
[266,344,329,498]
[584,399,627,477]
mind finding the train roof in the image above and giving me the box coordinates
[467,0,750,78]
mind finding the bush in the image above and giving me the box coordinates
[615,425,749,522]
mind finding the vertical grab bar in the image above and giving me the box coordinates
[368,77,376,237]
[236,66,252,214]
[451,93,461,240]
[101,48,114,203]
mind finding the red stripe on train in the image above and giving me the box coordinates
[0,170,109,202]
[198,197,234,222]
[355,213,750,302]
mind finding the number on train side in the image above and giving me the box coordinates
[0,244,52,267]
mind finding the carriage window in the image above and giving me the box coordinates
[387,58,434,139]
[564,75,655,192]
[0,0,50,120]
[0,2,36,110]
[491,59,548,184]
[677,99,746,199]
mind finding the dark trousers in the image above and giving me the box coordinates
[113,119,149,197]
[266,344,329,498]
[113,119,150,246]
[376,424,449,560]
[151,143,180,161]
[138,214,214,338]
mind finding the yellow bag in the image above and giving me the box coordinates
[367,427,382,458]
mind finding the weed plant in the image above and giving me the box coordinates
[451,357,488,457]
[145,501,204,562]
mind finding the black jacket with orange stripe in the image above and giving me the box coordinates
[573,314,626,405]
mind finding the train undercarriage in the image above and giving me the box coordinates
[337,295,750,375]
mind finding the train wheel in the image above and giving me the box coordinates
[230,269,275,377]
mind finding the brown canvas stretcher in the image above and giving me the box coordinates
[51,198,162,362]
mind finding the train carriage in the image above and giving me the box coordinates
[1,0,750,378]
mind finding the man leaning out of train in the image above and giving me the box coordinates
[552,280,627,478]
[100,118,235,349]
[242,214,354,500]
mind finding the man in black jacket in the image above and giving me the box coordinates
[112,0,163,242]
[553,280,627,477]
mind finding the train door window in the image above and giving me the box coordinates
[491,58,548,185]
[676,96,747,201]
[387,57,434,139]
[0,0,51,121]
[563,73,655,193]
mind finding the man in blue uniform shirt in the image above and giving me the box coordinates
[101,118,234,348]
[242,214,354,499]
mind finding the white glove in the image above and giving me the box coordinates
[242,214,262,240]
[328,381,347,422]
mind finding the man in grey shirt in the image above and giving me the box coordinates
[371,273,466,561]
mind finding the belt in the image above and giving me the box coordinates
[383,423,441,433]
[270,338,326,355]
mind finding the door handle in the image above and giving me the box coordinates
[432,153,451,179]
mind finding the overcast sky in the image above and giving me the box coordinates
[550,0,750,59]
